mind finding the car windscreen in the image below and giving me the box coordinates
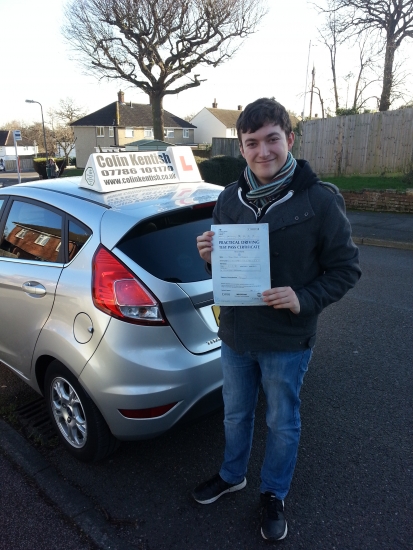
[117,205,214,283]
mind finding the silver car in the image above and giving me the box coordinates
[0,169,222,462]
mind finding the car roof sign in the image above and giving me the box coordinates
[79,146,203,193]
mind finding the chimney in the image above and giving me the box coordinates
[238,105,243,111]
[118,90,125,104]
[212,99,218,108]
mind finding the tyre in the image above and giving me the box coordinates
[44,360,119,462]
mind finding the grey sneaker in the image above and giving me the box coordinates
[260,492,288,541]
[192,473,247,504]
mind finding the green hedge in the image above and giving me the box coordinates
[197,155,247,186]
[33,158,67,179]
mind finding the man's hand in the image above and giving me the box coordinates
[196,230,215,264]
[262,286,301,314]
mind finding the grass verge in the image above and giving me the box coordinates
[60,169,84,178]
[321,175,409,192]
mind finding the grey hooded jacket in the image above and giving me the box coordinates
[213,160,361,352]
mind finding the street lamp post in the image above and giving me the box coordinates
[25,99,48,165]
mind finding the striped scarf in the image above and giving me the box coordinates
[244,152,297,208]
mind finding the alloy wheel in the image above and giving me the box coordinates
[50,376,87,448]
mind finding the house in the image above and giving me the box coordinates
[0,131,38,170]
[190,100,243,144]
[71,91,196,168]
[190,100,301,146]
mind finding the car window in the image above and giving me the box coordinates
[117,206,214,283]
[68,219,92,261]
[0,200,63,263]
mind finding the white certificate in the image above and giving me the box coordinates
[211,224,271,306]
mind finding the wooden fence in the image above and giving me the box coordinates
[295,108,413,176]
[211,138,240,158]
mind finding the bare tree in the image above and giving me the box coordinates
[312,86,325,118]
[184,112,197,122]
[317,0,347,112]
[51,126,77,165]
[1,120,56,156]
[48,98,86,164]
[323,0,413,111]
[0,120,25,131]
[62,0,266,139]
[50,98,86,125]
[349,33,382,111]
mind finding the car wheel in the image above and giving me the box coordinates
[45,360,119,462]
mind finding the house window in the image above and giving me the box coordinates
[144,128,154,138]
[164,129,174,138]
[16,228,28,239]
[0,200,63,263]
[125,127,134,138]
[96,127,104,138]
[230,128,237,137]
[109,127,114,137]
[34,234,50,246]
[183,129,189,139]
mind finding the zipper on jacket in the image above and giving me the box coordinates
[238,188,259,220]
[265,191,294,214]
[238,188,294,221]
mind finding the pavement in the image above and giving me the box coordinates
[0,172,412,549]
[347,210,413,251]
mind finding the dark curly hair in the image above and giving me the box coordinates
[236,98,292,143]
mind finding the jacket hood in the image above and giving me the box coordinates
[289,159,321,194]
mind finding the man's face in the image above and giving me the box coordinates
[239,123,295,185]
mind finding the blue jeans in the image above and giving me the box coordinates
[219,342,312,500]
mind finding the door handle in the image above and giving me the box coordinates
[22,281,47,296]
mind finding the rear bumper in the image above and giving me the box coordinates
[79,320,222,440]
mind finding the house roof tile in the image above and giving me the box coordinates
[71,102,195,129]
[205,108,242,128]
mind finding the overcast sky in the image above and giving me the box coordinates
[1,0,412,128]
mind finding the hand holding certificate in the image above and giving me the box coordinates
[211,224,271,306]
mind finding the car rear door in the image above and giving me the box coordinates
[0,197,64,378]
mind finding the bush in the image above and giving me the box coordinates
[197,155,247,186]
[336,107,359,116]
[33,158,67,179]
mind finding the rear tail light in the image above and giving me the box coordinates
[92,246,166,325]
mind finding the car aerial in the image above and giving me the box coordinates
[0,146,223,462]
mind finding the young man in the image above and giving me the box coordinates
[194,98,361,541]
